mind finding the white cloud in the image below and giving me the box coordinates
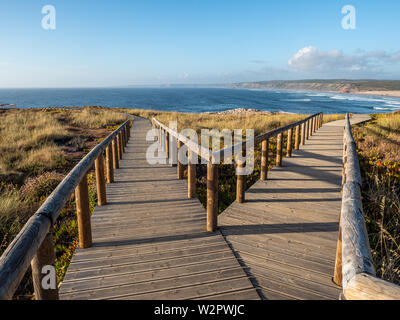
[288,46,400,74]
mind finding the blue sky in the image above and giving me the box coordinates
[0,0,400,87]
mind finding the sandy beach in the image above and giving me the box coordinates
[355,90,400,98]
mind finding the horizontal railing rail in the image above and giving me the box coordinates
[0,117,132,300]
[214,113,322,162]
[333,113,400,300]
[152,117,212,162]
[152,112,323,232]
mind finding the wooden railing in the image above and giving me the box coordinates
[333,113,400,300]
[0,118,132,300]
[152,112,323,232]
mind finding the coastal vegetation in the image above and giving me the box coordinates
[353,112,400,284]
[0,107,126,298]
[1,106,398,298]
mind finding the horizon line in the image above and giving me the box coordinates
[1,78,400,90]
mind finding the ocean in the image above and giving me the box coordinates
[0,87,399,114]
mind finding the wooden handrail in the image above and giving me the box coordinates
[0,118,132,300]
[152,112,323,232]
[213,112,322,162]
[334,113,400,300]
[153,113,322,163]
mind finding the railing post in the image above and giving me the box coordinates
[301,122,305,146]
[320,113,323,128]
[95,154,107,206]
[188,149,196,198]
[295,125,300,150]
[171,134,177,167]
[306,120,309,140]
[106,143,114,183]
[236,149,246,203]
[116,133,121,161]
[207,162,218,232]
[118,132,123,158]
[333,217,343,286]
[75,175,92,248]
[177,140,184,179]
[261,139,269,180]
[121,127,125,149]
[112,137,119,169]
[276,133,283,166]
[166,132,170,160]
[286,128,293,157]
[161,129,165,152]
[31,232,59,300]
[121,129,126,153]
[122,126,126,147]
[311,117,314,133]
[312,116,315,133]
[159,129,163,151]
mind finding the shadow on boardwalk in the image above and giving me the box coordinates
[219,114,370,300]
[60,114,370,300]
[59,117,259,300]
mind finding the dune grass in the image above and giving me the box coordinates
[0,107,127,298]
[69,108,127,129]
[353,112,400,284]
[0,110,70,175]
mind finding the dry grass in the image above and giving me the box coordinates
[69,108,127,129]
[18,144,66,174]
[355,113,400,163]
[0,110,69,152]
[323,114,345,123]
[0,110,69,175]
[0,107,127,299]
[353,112,400,284]
[0,188,25,222]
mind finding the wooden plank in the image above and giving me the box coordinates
[62,268,248,300]
[61,260,242,293]
[236,252,336,289]
[245,264,340,298]
[112,277,256,300]
[67,243,231,271]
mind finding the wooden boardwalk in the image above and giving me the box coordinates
[59,117,259,300]
[60,114,370,300]
[219,114,370,300]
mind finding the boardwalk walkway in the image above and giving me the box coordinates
[59,117,259,300]
[60,114,369,300]
[219,114,370,300]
